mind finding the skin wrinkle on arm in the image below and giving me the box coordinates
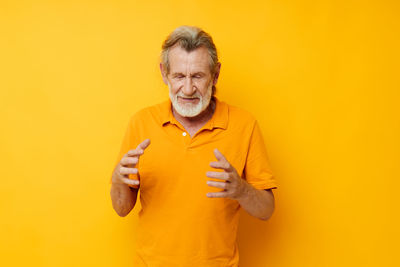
[110,173,138,217]
[236,181,275,221]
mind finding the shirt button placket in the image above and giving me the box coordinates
[182,131,192,148]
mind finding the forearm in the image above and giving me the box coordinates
[110,170,138,217]
[237,181,275,220]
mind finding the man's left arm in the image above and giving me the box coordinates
[206,148,275,221]
[236,183,275,221]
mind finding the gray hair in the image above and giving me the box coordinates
[161,25,219,95]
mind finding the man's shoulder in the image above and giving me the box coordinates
[223,100,257,124]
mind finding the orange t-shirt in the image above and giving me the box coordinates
[111,96,278,266]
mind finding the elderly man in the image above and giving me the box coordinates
[110,25,277,267]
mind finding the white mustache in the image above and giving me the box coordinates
[167,80,212,117]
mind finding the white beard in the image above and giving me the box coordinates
[168,82,213,117]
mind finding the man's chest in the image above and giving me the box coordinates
[136,128,249,194]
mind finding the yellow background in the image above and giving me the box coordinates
[1,0,399,266]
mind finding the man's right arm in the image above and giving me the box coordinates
[110,166,139,217]
[110,139,150,217]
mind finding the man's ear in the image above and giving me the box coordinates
[160,63,168,85]
[212,62,221,86]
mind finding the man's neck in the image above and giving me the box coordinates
[172,97,216,130]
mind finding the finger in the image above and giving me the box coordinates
[127,139,150,157]
[119,166,138,176]
[209,161,232,171]
[213,149,233,172]
[206,171,229,180]
[127,148,144,157]
[206,191,228,198]
[206,180,228,189]
[120,156,138,166]
[213,148,227,162]
[136,139,151,151]
[120,177,140,186]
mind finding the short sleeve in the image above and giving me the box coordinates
[109,115,140,189]
[243,120,278,190]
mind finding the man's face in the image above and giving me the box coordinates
[162,45,216,118]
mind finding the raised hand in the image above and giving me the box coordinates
[112,139,151,187]
[206,148,246,200]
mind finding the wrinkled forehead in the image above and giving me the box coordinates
[168,45,211,74]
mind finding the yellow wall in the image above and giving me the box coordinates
[1,0,399,266]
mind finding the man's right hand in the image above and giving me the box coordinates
[112,139,151,187]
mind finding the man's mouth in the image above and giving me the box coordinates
[178,96,199,103]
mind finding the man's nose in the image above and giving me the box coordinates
[182,77,195,96]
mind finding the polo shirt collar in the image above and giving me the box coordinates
[160,96,228,130]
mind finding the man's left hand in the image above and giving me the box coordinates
[206,148,246,200]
